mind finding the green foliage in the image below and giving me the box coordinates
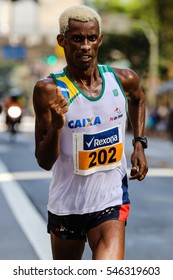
[90,0,147,13]
[89,0,173,78]
[98,31,149,75]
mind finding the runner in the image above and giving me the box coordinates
[33,5,148,260]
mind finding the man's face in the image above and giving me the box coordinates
[58,19,103,70]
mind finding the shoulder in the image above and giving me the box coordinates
[111,67,140,93]
[33,76,57,113]
[33,76,56,95]
[33,76,56,101]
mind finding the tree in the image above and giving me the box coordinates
[89,0,173,79]
[152,0,173,78]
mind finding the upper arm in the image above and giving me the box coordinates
[112,67,145,103]
[32,78,55,148]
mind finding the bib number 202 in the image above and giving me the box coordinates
[88,147,116,168]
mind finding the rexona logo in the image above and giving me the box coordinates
[68,116,101,129]
[83,127,119,150]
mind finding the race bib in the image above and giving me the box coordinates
[73,126,123,176]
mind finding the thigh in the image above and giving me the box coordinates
[87,220,125,260]
[50,231,85,260]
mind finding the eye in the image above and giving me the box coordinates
[88,35,98,42]
[72,35,83,42]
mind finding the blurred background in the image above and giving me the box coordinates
[0,0,173,260]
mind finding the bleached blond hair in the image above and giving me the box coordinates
[59,5,102,35]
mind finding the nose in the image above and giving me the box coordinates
[81,38,91,51]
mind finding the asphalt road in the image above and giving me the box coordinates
[0,115,173,260]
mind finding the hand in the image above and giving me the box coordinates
[129,145,148,181]
[49,86,68,130]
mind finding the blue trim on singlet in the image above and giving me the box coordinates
[121,175,130,204]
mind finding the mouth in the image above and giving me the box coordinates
[78,53,92,62]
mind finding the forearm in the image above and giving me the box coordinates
[35,126,60,171]
[128,98,146,137]
[128,99,148,180]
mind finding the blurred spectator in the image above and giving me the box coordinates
[145,106,158,136]
[167,108,173,141]
[146,104,172,139]
[155,105,169,137]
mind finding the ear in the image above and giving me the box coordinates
[57,34,65,48]
[98,34,103,47]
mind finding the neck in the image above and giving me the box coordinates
[66,65,99,85]
[65,65,102,98]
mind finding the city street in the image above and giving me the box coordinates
[0,115,173,260]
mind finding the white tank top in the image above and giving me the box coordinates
[47,65,130,215]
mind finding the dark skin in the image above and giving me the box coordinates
[33,19,148,260]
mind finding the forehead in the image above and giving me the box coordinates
[67,19,99,34]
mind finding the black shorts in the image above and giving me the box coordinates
[47,204,129,242]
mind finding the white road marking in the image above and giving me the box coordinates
[0,160,52,260]
[146,168,173,177]
[0,170,52,181]
[0,168,173,182]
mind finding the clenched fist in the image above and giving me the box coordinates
[49,86,68,130]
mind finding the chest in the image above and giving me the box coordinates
[65,80,126,132]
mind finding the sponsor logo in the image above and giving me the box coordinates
[86,136,95,148]
[113,89,119,96]
[110,107,123,121]
[83,127,119,150]
[68,116,101,129]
